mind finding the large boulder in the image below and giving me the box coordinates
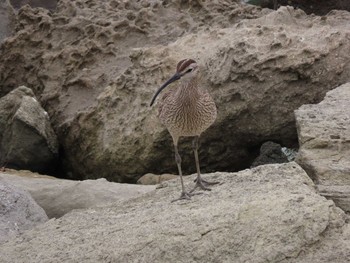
[0,169,156,218]
[295,82,350,212]
[0,181,48,245]
[0,162,349,262]
[0,86,58,173]
[63,6,350,182]
[0,2,350,182]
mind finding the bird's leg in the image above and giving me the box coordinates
[190,136,219,193]
[171,143,194,202]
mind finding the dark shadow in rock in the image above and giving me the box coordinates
[243,0,350,15]
[251,141,289,168]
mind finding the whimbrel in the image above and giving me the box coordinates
[150,59,219,202]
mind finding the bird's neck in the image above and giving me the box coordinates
[175,78,200,105]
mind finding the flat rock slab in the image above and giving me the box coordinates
[0,170,156,218]
[0,163,349,263]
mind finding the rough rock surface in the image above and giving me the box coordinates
[251,141,289,167]
[0,0,13,43]
[0,162,349,262]
[295,83,350,185]
[9,0,58,11]
[0,169,156,218]
[1,2,350,182]
[295,82,350,212]
[0,181,48,245]
[0,86,58,173]
[137,173,178,185]
[318,185,350,214]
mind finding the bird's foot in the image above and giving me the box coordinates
[171,191,202,203]
[190,178,220,193]
[194,178,220,186]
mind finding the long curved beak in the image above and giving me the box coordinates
[150,73,181,106]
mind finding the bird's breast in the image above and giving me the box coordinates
[158,95,217,137]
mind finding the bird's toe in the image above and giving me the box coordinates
[190,178,220,193]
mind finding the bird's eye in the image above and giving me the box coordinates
[186,68,193,73]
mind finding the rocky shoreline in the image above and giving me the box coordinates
[1,0,350,262]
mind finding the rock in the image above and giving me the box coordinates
[1,3,350,182]
[317,185,350,213]
[0,86,58,173]
[242,0,277,9]
[251,141,289,167]
[8,0,58,11]
[0,181,48,245]
[0,162,349,262]
[295,82,350,212]
[295,83,350,185]
[0,169,156,218]
[137,173,178,185]
[0,0,15,43]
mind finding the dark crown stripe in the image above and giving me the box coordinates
[176,58,196,73]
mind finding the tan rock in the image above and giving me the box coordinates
[317,185,350,213]
[295,82,350,212]
[0,169,156,218]
[295,83,350,185]
[1,2,350,182]
[137,173,178,185]
[0,163,349,262]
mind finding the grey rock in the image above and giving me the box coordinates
[295,83,350,186]
[251,141,289,167]
[0,181,48,245]
[295,82,350,212]
[0,169,156,218]
[0,86,58,173]
[0,0,15,43]
[0,162,349,263]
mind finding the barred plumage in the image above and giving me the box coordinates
[150,59,219,202]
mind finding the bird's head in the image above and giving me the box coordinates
[150,59,198,106]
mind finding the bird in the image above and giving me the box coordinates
[150,58,219,202]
